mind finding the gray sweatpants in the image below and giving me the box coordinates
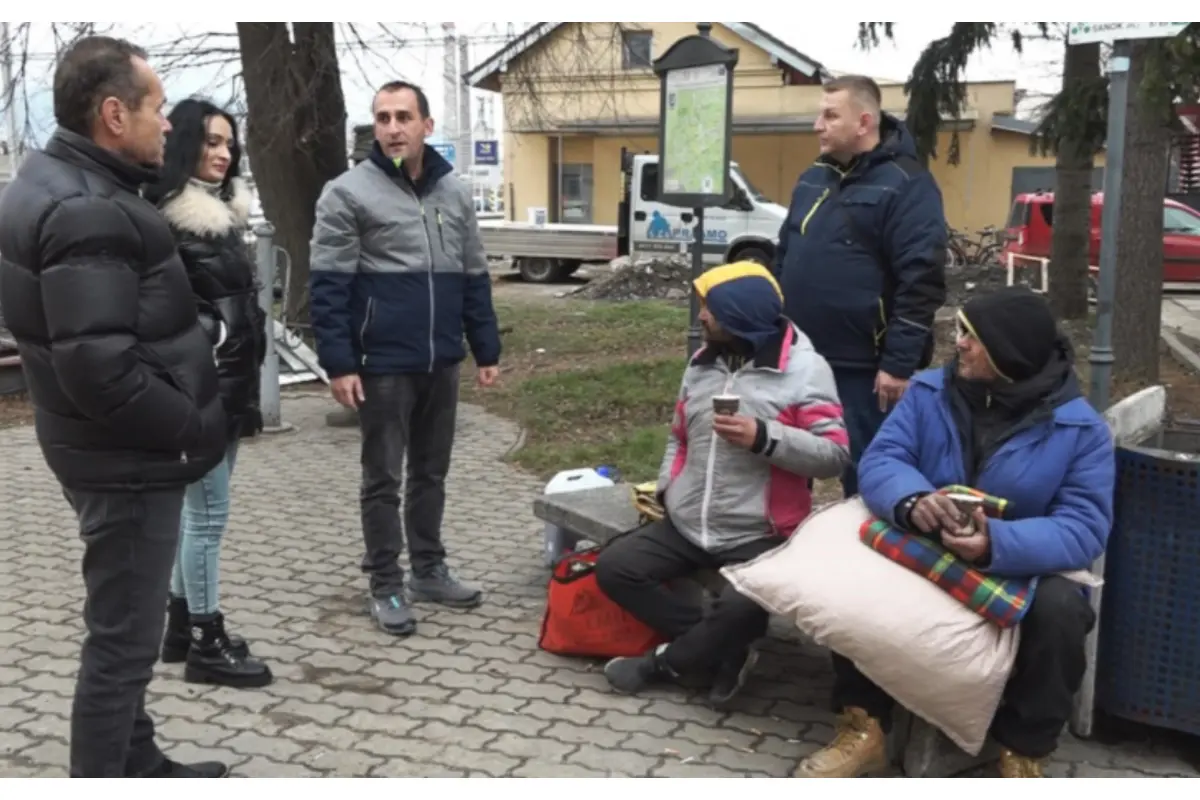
[358,365,459,595]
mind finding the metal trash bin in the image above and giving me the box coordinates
[1096,423,1200,737]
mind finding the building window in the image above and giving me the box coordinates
[622,30,652,70]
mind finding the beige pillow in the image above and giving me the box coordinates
[721,497,1019,756]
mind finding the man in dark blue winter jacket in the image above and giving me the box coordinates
[774,74,947,498]
[309,80,501,637]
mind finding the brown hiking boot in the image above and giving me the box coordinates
[793,707,888,778]
[998,749,1045,777]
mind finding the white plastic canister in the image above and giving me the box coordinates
[541,468,615,567]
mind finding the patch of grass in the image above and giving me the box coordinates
[493,298,690,366]
[460,298,689,480]
[465,297,1200,487]
[512,358,683,479]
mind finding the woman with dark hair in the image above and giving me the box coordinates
[145,97,273,688]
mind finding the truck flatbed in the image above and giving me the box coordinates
[478,220,619,282]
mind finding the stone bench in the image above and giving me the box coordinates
[533,484,724,597]
[532,484,998,777]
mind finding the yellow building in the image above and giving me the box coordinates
[467,22,1094,238]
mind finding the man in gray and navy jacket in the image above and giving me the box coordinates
[309,80,501,638]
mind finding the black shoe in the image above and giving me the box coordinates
[162,597,248,664]
[183,612,273,689]
[604,644,678,694]
[142,758,230,778]
[709,647,759,708]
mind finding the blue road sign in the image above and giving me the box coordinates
[474,140,499,165]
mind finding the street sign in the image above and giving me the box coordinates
[1069,22,1188,45]
[653,24,738,210]
[474,140,499,166]
[652,23,740,358]
[431,142,456,168]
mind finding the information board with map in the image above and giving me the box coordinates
[661,63,730,201]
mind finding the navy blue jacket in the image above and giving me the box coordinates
[309,143,501,377]
[773,115,947,379]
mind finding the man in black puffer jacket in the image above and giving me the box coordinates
[0,37,228,778]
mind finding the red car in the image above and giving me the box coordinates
[1002,191,1200,283]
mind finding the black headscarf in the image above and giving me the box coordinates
[948,287,1082,481]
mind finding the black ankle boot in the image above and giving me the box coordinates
[162,598,249,664]
[183,612,273,688]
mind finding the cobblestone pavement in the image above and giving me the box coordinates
[1,393,1197,778]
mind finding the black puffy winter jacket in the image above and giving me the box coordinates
[0,129,227,491]
[159,177,265,440]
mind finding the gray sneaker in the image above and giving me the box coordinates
[407,564,483,609]
[367,593,417,636]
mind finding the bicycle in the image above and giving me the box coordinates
[947,225,1007,267]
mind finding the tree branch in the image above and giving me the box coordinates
[856,23,1052,165]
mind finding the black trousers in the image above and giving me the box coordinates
[594,517,777,674]
[830,575,1097,759]
[358,367,459,595]
[65,488,184,778]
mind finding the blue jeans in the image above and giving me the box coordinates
[832,368,891,499]
[170,440,239,615]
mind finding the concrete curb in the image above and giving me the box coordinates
[1162,328,1200,376]
[504,426,528,459]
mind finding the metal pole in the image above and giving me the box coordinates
[254,222,284,431]
[686,22,713,357]
[442,23,458,169]
[1087,40,1131,413]
[687,207,705,356]
[1,21,20,175]
[458,35,473,174]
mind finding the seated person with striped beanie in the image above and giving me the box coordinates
[594,261,851,707]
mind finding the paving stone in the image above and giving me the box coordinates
[235,756,323,777]
[569,743,662,775]
[470,708,549,736]
[511,762,611,778]
[368,761,468,778]
[1,394,1197,778]
[485,732,577,761]
[705,744,798,777]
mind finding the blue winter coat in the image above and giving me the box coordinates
[857,367,1115,579]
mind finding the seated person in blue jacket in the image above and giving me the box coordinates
[594,262,851,708]
[796,286,1115,779]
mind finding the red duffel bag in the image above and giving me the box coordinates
[537,545,666,659]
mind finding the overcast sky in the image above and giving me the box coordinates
[4,21,1067,150]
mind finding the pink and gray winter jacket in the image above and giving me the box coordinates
[657,320,851,553]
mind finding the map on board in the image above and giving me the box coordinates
[662,63,728,197]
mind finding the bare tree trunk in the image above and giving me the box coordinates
[1112,40,1171,386]
[1047,41,1099,321]
[236,22,347,326]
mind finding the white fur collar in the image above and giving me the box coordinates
[161,176,252,236]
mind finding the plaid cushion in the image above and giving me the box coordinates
[858,485,1034,628]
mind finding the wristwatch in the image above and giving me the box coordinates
[897,494,922,528]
